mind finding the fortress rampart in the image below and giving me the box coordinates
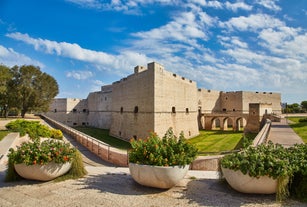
[45,62,282,140]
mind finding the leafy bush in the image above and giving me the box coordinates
[129,128,198,166]
[299,118,307,123]
[5,119,63,140]
[5,142,87,182]
[7,139,76,166]
[221,142,290,179]
[221,142,307,202]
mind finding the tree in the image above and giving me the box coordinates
[301,101,307,112]
[0,65,13,117]
[9,65,59,117]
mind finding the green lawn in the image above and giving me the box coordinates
[188,130,254,155]
[0,130,9,141]
[73,127,256,155]
[73,126,131,150]
[287,117,307,143]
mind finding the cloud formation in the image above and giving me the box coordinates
[2,0,307,103]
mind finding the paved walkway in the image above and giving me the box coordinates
[267,118,304,147]
[0,118,305,206]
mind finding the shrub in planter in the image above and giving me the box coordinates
[221,142,291,200]
[129,128,198,167]
[221,142,307,202]
[128,128,198,188]
[5,139,87,182]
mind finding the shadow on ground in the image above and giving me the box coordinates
[74,172,167,196]
[184,179,278,207]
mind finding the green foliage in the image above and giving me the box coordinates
[299,118,307,123]
[54,149,87,181]
[301,101,307,111]
[221,142,307,202]
[1,65,58,117]
[5,147,87,182]
[5,119,63,140]
[7,139,76,166]
[221,142,290,179]
[129,128,198,166]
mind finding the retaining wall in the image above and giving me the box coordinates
[41,115,271,170]
[41,115,129,167]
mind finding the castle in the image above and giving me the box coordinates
[45,62,282,141]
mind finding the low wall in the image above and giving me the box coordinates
[252,119,271,146]
[41,115,271,170]
[41,115,129,167]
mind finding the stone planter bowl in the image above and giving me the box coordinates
[14,162,72,181]
[129,163,189,189]
[221,167,277,194]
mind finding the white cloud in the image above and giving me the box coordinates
[220,14,284,32]
[66,70,93,80]
[256,0,281,11]
[225,1,252,12]
[6,32,150,75]
[0,45,44,67]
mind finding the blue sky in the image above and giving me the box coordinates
[1,0,307,104]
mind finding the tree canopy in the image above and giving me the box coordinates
[0,65,59,117]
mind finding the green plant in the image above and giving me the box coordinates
[221,142,290,179]
[129,128,198,166]
[221,142,307,202]
[5,119,63,140]
[7,139,76,165]
[5,139,87,182]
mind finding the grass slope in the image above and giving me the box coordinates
[188,130,244,155]
[287,117,307,143]
[73,126,131,150]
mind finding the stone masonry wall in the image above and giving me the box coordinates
[109,65,155,141]
[152,62,199,138]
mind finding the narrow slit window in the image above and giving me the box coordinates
[172,107,176,113]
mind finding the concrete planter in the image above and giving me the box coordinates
[129,163,189,189]
[14,162,72,181]
[221,167,277,194]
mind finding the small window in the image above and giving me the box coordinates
[54,109,57,113]
[134,106,139,113]
[73,122,77,125]
[186,108,189,113]
[119,131,121,136]
[82,122,86,125]
[172,107,176,113]
[73,109,77,113]
[223,108,226,112]
[133,135,137,139]
[105,97,107,101]
[173,73,177,77]
[233,109,236,111]
[120,107,123,114]
[83,109,87,113]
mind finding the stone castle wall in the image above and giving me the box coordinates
[152,62,199,138]
[45,62,282,140]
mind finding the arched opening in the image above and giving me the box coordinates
[211,117,220,130]
[223,117,233,131]
[235,117,247,131]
